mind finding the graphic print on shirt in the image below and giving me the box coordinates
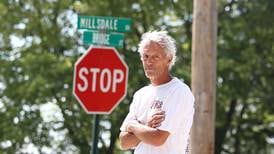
[146,98,164,126]
[150,99,163,110]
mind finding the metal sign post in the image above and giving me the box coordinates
[92,115,100,154]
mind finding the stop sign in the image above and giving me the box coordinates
[73,46,128,114]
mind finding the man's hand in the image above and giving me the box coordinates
[121,111,168,147]
[147,110,165,128]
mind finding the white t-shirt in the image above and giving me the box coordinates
[120,77,195,154]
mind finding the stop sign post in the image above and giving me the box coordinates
[73,46,128,114]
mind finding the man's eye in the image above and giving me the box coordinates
[142,55,148,59]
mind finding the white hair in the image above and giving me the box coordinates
[137,30,177,70]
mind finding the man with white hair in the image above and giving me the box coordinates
[119,31,195,154]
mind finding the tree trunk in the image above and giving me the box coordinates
[234,103,247,154]
[107,127,117,154]
[215,99,237,154]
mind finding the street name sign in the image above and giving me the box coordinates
[78,15,132,33]
[83,31,124,48]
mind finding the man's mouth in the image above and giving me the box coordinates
[145,66,153,70]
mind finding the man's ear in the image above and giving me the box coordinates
[167,55,172,64]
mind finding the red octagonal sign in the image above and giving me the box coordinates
[73,46,128,114]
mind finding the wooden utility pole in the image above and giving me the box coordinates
[190,0,217,154]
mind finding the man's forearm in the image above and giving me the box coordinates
[127,122,170,146]
[119,131,141,150]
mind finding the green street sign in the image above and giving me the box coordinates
[78,15,132,33]
[83,31,124,48]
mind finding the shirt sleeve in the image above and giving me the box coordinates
[120,93,139,132]
[158,86,195,134]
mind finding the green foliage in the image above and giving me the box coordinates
[0,0,273,153]
[216,0,274,153]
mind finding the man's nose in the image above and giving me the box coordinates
[145,61,153,67]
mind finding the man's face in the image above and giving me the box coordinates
[141,41,171,81]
